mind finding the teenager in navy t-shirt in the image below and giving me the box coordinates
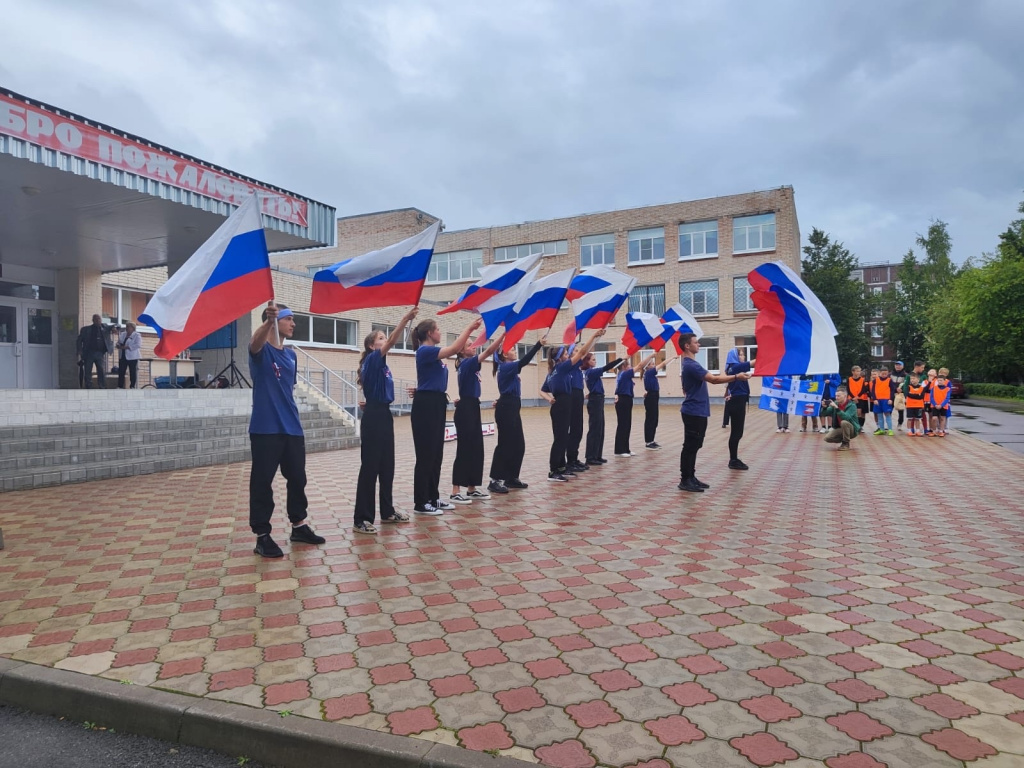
[353,307,418,535]
[449,333,505,505]
[488,337,545,493]
[409,316,483,515]
[641,353,674,449]
[248,303,326,558]
[678,333,750,493]
[583,353,623,464]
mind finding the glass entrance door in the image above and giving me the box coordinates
[0,303,18,388]
[0,300,57,388]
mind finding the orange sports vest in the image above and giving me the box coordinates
[873,377,892,400]
[930,382,950,408]
[906,384,925,408]
[848,376,868,400]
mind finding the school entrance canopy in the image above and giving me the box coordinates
[0,87,335,388]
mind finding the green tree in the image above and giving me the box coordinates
[883,220,958,364]
[801,228,874,373]
[927,200,1024,383]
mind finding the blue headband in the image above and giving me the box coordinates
[276,308,294,319]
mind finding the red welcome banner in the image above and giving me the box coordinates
[0,92,308,227]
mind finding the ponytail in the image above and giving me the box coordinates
[493,350,506,377]
[356,330,379,386]
[410,319,436,351]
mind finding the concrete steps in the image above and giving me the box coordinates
[0,389,359,492]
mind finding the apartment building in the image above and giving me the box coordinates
[104,186,801,401]
[852,262,900,363]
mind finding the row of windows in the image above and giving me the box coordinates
[422,213,776,283]
[626,278,757,318]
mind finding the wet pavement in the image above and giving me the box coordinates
[949,399,1024,456]
[1,406,1023,768]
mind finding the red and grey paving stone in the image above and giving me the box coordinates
[2,406,1024,767]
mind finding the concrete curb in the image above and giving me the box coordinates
[0,658,533,768]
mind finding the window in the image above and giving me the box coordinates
[678,280,719,316]
[627,228,665,264]
[678,221,718,260]
[872,345,884,357]
[373,322,411,351]
[733,277,756,313]
[307,265,331,277]
[733,213,776,254]
[871,325,883,338]
[872,286,883,295]
[734,335,757,367]
[291,313,356,347]
[102,286,154,327]
[516,342,538,362]
[427,249,483,284]
[628,284,666,316]
[631,349,667,372]
[591,342,617,374]
[580,234,615,268]
[493,241,568,262]
[0,280,55,301]
[696,336,720,373]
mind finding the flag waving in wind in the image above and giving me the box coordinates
[310,221,440,313]
[661,303,704,354]
[477,266,539,340]
[562,266,636,343]
[139,193,272,359]
[621,312,672,356]
[439,252,541,315]
[502,268,575,352]
[748,262,839,375]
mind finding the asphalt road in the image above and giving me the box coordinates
[0,705,268,768]
[951,397,1024,455]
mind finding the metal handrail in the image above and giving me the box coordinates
[290,346,361,430]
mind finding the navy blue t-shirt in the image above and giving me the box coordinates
[681,357,710,417]
[361,349,394,404]
[643,366,660,392]
[571,367,584,391]
[547,359,579,395]
[497,361,522,397]
[725,361,752,397]
[616,368,635,397]
[416,345,448,392]
[585,367,606,396]
[457,355,482,399]
[249,344,303,436]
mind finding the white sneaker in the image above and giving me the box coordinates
[435,499,456,511]
[467,489,491,500]
[449,494,472,505]
[615,452,633,457]
[415,503,443,516]
[776,428,783,433]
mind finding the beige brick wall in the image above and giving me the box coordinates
[103,187,801,400]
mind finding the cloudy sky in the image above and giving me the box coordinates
[2,0,1021,263]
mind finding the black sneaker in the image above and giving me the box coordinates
[677,479,704,493]
[728,459,749,471]
[547,472,568,482]
[560,467,576,478]
[254,534,284,558]
[571,462,589,472]
[597,458,608,464]
[506,479,529,490]
[290,524,326,545]
[586,459,603,466]
[646,442,660,449]
[692,478,710,490]
[488,480,510,494]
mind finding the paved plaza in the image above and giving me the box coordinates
[1,405,1023,768]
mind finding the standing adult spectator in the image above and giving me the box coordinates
[248,302,326,558]
[116,323,142,389]
[77,314,112,389]
[679,334,750,492]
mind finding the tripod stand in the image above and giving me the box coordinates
[210,322,250,388]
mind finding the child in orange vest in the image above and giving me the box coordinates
[847,366,869,429]
[929,367,952,436]
[904,374,927,436]
[870,366,894,435]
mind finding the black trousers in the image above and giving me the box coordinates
[549,392,571,472]
[614,395,633,454]
[566,389,585,465]
[725,395,748,461]
[490,395,524,482]
[118,359,138,389]
[644,391,660,444]
[354,402,395,525]
[452,397,484,487]
[585,395,606,461]
[83,352,105,388]
[411,391,447,507]
[680,414,708,482]
[249,433,308,536]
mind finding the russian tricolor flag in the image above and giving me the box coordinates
[748,261,839,375]
[477,266,538,340]
[502,268,575,352]
[309,221,440,313]
[439,252,541,315]
[621,312,672,356]
[661,303,704,354]
[562,266,636,344]
[139,194,272,359]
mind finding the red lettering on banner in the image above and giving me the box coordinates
[0,93,308,227]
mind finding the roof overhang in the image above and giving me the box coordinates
[0,88,335,273]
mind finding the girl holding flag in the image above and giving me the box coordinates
[614,352,657,457]
[449,333,506,504]
[584,352,624,465]
[353,307,419,534]
[543,331,606,481]
[488,336,546,494]
[410,316,483,515]
[641,354,674,449]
